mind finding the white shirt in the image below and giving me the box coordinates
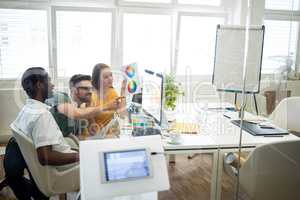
[11,98,73,153]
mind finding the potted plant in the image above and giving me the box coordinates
[164,74,184,111]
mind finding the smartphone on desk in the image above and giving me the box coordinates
[259,124,275,129]
[258,122,275,129]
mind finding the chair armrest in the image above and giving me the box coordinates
[52,164,80,193]
[67,134,80,147]
[55,164,79,177]
[65,135,79,151]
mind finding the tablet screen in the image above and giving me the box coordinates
[103,149,151,182]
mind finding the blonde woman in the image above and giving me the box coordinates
[89,63,126,136]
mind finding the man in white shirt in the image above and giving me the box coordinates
[4,67,79,200]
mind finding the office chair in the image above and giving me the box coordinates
[269,97,300,134]
[0,178,7,191]
[10,124,80,199]
[225,139,300,200]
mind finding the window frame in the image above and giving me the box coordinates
[118,0,175,8]
[264,8,300,73]
[0,0,231,83]
[175,0,224,8]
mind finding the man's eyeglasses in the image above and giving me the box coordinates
[76,86,93,91]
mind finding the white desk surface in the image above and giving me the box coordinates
[163,110,299,151]
[91,104,299,200]
[163,134,217,150]
[160,106,299,200]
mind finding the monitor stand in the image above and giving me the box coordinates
[160,110,169,130]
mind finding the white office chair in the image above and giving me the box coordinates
[269,97,300,133]
[10,124,80,198]
[229,140,300,200]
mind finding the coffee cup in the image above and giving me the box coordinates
[169,132,181,144]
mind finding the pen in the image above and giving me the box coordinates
[223,114,231,119]
[115,96,126,100]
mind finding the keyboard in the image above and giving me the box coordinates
[132,127,161,137]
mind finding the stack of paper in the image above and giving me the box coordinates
[170,122,200,134]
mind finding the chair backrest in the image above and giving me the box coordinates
[10,124,79,197]
[239,139,300,200]
[269,97,300,132]
[0,89,26,143]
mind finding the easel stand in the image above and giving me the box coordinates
[234,92,259,116]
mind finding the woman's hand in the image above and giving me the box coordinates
[121,79,127,96]
[118,80,128,117]
[104,99,121,111]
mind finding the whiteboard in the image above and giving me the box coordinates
[212,25,265,93]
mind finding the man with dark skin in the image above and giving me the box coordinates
[4,67,79,199]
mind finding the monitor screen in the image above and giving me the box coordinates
[102,148,152,183]
[142,70,163,125]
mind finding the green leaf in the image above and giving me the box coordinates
[164,74,184,110]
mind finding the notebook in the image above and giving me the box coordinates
[231,120,289,136]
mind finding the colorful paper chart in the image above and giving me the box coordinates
[123,63,140,94]
[125,65,136,78]
[127,80,138,93]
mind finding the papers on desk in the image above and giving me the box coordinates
[168,114,200,134]
[170,122,200,134]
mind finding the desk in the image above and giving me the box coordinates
[162,104,299,200]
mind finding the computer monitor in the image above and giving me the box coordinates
[142,69,163,125]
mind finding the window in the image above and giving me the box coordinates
[265,0,300,10]
[262,20,298,73]
[56,10,112,77]
[122,13,172,73]
[176,15,224,75]
[178,0,221,6]
[0,9,48,79]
